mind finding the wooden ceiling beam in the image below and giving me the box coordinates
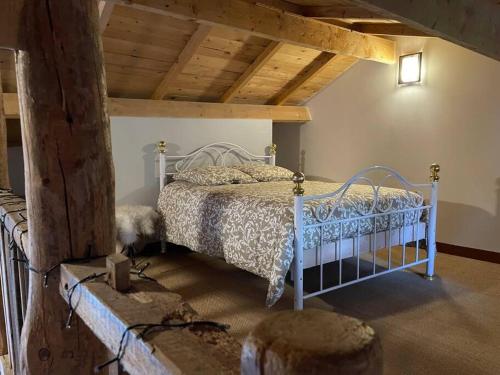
[220,41,284,103]
[354,23,430,37]
[348,0,500,61]
[241,0,304,15]
[270,52,337,105]
[3,93,311,123]
[109,0,396,64]
[302,5,382,19]
[99,1,115,33]
[152,24,212,100]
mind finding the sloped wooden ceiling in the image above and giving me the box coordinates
[101,4,363,105]
[2,0,425,115]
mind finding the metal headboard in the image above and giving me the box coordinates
[156,141,276,189]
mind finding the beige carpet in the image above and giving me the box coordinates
[140,246,500,375]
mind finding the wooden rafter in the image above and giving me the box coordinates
[270,52,337,106]
[354,23,430,37]
[349,0,500,61]
[220,41,283,103]
[3,94,311,123]
[110,0,396,64]
[99,0,115,33]
[152,24,212,100]
[302,5,382,19]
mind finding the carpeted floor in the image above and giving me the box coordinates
[140,245,500,375]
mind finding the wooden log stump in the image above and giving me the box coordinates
[241,309,382,375]
[15,1,115,373]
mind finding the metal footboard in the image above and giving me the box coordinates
[292,165,440,310]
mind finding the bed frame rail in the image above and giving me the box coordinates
[292,164,440,310]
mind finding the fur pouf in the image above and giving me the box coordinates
[116,205,160,253]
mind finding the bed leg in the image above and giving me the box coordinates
[425,241,436,280]
[160,240,167,254]
[293,173,305,311]
[426,166,439,281]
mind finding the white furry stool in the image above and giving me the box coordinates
[115,205,160,259]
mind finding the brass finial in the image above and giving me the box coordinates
[430,163,440,182]
[292,172,305,196]
[270,143,277,156]
[157,140,167,154]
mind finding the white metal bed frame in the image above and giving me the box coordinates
[156,141,439,310]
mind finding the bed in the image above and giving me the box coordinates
[156,141,439,310]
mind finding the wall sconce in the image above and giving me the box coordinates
[398,52,422,85]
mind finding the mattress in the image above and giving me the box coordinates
[157,180,423,306]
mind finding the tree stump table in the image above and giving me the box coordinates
[241,308,382,375]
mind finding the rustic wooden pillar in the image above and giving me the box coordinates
[241,309,383,375]
[15,1,115,374]
[0,71,10,189]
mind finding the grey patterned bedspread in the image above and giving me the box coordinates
[158,181,423,306]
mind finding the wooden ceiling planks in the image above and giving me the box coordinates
[0,0,395,114]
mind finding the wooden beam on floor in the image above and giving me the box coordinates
[348,0,500,61]
[0,1,24,49]
[110,0,396,64]
[3,94,312,123]
[99,0,115,33]
[152,24,212,100]
[15,1,114,373]
[353,23,430,37]
[220,41,283,103]
[60,259,241,375]
[270,52,337,106]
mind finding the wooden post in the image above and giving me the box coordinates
[241,309,383,375]
[0,71,10,189]
[15,1,115,374]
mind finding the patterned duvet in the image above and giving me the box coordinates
[158,180,423,306]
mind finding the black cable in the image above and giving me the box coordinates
[65,272,107,329]
[130,262,156,282]
[94,320,230,373]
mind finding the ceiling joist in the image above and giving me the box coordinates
[348,0,500,61]
[3,93,311,123]
[109,0,396,64]
[220,41,284,103]
[270,52,338,105]
[152,24,212,100]
[353,23,430,37]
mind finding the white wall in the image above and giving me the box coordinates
[111,117,272,207]
[296,37,500,252]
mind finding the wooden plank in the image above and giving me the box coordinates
[15,1,114,373]
[60,260,241,375]
[99,0,115,33]
[220,41,283,103]
[4,94,311,122]
[152,24,212,100]
[110,0,396,64]
[0,1,24,49]
[270,52,337,105]
[348,0,500,61]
